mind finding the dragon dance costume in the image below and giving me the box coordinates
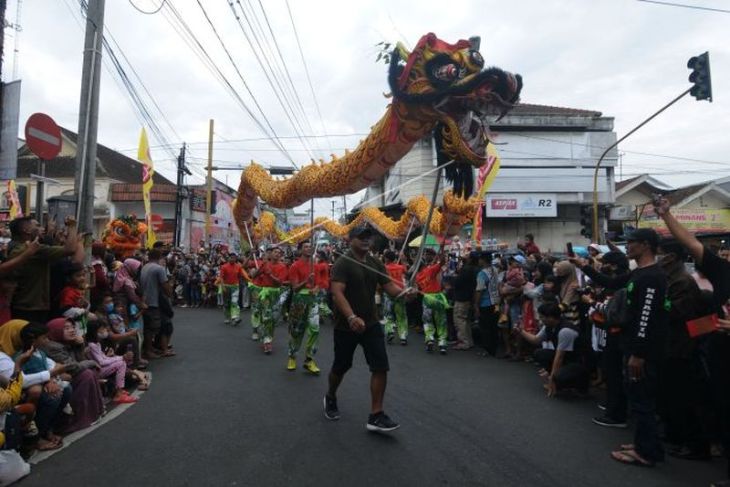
[384,262,408,342]
[416,261,450,352]
[287,258,320,373]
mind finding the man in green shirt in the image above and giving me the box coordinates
[324,225,414,432]
[8,216,83,322]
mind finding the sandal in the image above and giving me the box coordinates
[610,449,655,467]
[162,350,177,357]
[37,438,63,451]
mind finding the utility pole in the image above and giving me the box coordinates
[1,0,7,158]
[331,200,335,220]
[174,143,190,247]
[205,119,214,246]
[74,0,105,235]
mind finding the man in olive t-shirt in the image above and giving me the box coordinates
[324,225,414,433]
[8,216,81,322]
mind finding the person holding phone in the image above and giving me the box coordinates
[7,216,84,323]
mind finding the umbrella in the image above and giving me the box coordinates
[408,234,440,248]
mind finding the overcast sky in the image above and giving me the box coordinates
[3,0,729,217]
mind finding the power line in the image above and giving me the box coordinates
[285,0,333,154]
[224,0,317,162]
[188,0,298,168]
[247,0,323,156]
[128,0,166,15]
[637,0,730,14]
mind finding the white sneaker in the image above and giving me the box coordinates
[224,319,231,324]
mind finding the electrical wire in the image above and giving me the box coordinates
[128,0,166,15]
[223,0,317,162]
[161,2,297,167]
[637,0,730,14]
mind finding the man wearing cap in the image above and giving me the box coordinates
[220,253,248,325]
[286,240,321,374]
[324,225,413,432]
[415,247,449,354]
[576,228,668,466]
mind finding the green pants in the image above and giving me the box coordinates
[259,287,283,344]
[316,290,332,317]
[249,284,261,329]
[223,284,240,321]
[384,294,407,340]
[287,290,319,359]
[422,292,449,347]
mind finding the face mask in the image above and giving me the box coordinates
[98,331,109,340]
[104,303,114,313]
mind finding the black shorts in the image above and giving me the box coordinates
[332,324,389,374]
[143,307,162,334]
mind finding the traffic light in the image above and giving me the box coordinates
[580,205,593,240]
[687,52,712,102]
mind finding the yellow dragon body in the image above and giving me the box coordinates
[234,33,522,243]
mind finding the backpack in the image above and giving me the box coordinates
[603,287,631,329]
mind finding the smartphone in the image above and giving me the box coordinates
[651,193,663,206]
[566,242,575,258]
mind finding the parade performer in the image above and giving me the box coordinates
[247,249,270,341]
[324,226,414,432]
[415,247,450,354]
[257,247,288,354]
[383,250,408,345]
[286,241,321,374]
[314,251,332,318]
[219,253,248,325]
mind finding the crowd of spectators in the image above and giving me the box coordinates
[3,193,730,485]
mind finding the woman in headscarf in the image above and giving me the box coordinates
[0,319,27,357]
[41,318,104,433]
[112,258,146,320]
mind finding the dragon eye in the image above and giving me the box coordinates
[114,227,125,237]
[470,50,484,68]
[433,63,459,83]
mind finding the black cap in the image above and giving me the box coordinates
[624,228,659,248]
[600,250,628,267]
[348,225,374,239]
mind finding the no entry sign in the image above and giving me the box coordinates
[25,113,62,161]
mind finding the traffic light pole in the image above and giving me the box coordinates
[592,87,691,242]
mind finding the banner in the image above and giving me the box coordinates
[485,193,557,218]
[138,128,157,248]
[638,208,730,236]
[6,180,22,219]
[472,144,501,243]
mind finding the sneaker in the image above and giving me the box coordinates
[287,357,296,371]
[224,319,231,325]
[592,416,628,428]
[366,412,400,433]
[400,338,408,346]
[426,341,435,353]
[303,359,321,375]
[263,343,272,355]
[439,346,447,355]
[252,332,260,341]
[323,395,340,421]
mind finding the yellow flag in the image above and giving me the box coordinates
[472,144,501,244]
[138,128,157,248]
[6,180,22,219]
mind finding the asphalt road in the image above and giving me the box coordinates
[19,307,727,487]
